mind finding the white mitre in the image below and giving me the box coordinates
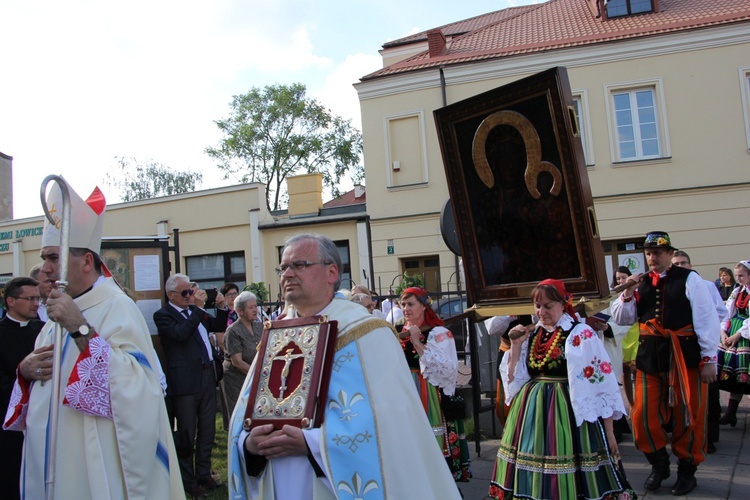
[41,179,106,254]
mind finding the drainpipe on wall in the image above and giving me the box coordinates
[439,66,462,294]
[172,228,180,274]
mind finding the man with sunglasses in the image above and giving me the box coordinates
[228,233,461,499]
[0,277,44,500]
[154,273,227,498]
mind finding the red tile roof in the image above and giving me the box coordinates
[363,0,750,80]
[382,4,538,48]
[323,187,366,208]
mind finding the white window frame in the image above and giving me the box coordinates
[604,79,671,165]
[740,65,750,153]
[572,90,595,167]
[383,110,430,189]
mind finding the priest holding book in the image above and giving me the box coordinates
[228,233,461,499]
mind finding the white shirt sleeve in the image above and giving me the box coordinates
[610,294,638,326]
[500,341,530,405]
[420,326,459,395]
[686,272,720,361]
[566,323,627,426]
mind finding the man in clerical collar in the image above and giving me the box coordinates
[611,231,719,496]
[0,277,44,500]
[3,179,183,499]
[228,233,463,500]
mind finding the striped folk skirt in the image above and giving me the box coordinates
[717,314,750,394]
[489,377,635,500]
[410,370,472,482]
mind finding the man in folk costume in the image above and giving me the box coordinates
[227,233,461,499]
[3,180,184,499]
[611,231,719,496]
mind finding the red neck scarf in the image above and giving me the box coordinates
[648,267,670,287]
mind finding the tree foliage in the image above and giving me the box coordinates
[244,282,268,303]
[394,272,425,297]
[205,83,363,211]
[106,157,203,202]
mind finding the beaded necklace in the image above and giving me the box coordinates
[528,326,563,370]
[736,288,750,310]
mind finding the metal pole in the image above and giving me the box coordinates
[40,175,71,500]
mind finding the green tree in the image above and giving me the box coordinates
[244,282,268,303]
[394,272,425,297]
[205,83,363,211]
[106,157,203,202]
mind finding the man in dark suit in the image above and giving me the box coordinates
[0,277,45,500]
[154,273,228,498]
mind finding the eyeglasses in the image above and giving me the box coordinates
[13,296,41,303]
[673,260,690,267]
[170,288,195,297]
[275,261,331,275]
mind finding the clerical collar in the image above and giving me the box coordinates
[5,313,31,327]
[72,275,107,299]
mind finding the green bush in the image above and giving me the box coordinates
[244,282,268,302]
[394,272,425,296]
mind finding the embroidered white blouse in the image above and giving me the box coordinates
[500,313,626,427]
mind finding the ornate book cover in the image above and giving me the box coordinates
[243,315,338,430]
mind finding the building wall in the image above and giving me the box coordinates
[260,220,366,295]
[356,22,750,297]
[0,183,271,281]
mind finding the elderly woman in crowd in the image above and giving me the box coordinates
[399,287,470,482]
[222,291,264,415]
[489,279,634,500]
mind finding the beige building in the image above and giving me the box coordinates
[355,0,750,293]
[3,0,750,304]
[0,176,371,304]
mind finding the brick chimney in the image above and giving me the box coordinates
[427,29,446,58]
[287,173,323,218]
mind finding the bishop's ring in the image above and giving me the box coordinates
[36,367,42,376]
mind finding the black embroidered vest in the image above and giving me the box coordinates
[635,266,701,372]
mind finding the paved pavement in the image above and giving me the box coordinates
[457,393,750,500]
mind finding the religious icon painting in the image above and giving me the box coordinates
[243,316,338,430]
[434,66,609,307]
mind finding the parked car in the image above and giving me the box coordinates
[432,297,467,320]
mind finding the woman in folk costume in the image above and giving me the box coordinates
[489,279,635,500]
[716,260,750,426]
[399,287,471,482]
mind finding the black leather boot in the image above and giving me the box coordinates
[719,397,739,427]
[671,459,697,495]
[644,448,671,490]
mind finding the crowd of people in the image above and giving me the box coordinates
[1,183,747,500]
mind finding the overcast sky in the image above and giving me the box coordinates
[1,0,539,218]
